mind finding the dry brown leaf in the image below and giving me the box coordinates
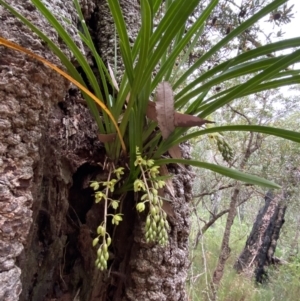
[146,101,157,121]
[168,144,183,161]
[146,101,213,127]
[174,112,214,127]
[98,133,116,143]
[146,82,213,166]
[155,82,175,139]
[162,200,175,219]
[159,165,175,198]
[108,62,119,91]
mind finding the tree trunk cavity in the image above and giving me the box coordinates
[0,1,193,300]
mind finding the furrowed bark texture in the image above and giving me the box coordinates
[0,0,75,299]
[234,191,286,282]
[94,0,141,79]
[0,1,193,300]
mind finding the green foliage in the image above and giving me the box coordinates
[1,0,300,272]
[1,0,299,188]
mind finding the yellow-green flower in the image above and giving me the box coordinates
[97,225,106,236]
[141,193,148,201]
[157,180,166,188]
[149,166,160,178]
[136,202,146,212]
[112,214,123,225]
[134,155,147,166]
[95,191,106,203]
[103,179,117,192]
[136,146,141,156]
[92,237,99,247]
[111,200,119,210]
[114,167,124,180]
[152,188,158,195]
[146,159,155,167]
[90,181,100,191]
[133,179,146,192]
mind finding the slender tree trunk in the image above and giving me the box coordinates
[209,185,240,300]
[0,1,193,300]
[234,191,286,283]
[208,132,262,299]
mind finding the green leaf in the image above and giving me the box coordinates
[31,0,102,98]
[152,0,218,87]
[176,56,283,108]
[199,75,300,112]
[155,159,280,189]
[173,0,289,89]
[107,0,134,84]
[176,36,300,108]
[73,0,111,101]
[131,0,152,93]
[177,125,300,145]
[144,0,202,85]
[200,49,300,117]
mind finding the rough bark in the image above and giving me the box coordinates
[0,1,193,300]
[0,1,77,299]
[234,191,287,283]
[94,0,140,79]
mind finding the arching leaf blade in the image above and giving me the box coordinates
[155,159,280,188]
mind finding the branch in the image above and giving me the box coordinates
[194,183,252,198]
[194,195,250,248]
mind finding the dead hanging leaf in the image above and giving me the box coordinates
[146,82,214,162]
[98,133,116,143]
[174,112,214,127]
[159,165,175,198]
[154,83,183,161]
[146,101,157,121]
[155,82,175,139]
[146,101,213,127]
[108,62,119,91]
[168,145,183,161]
[162,200,175,219]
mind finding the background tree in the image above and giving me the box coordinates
[189,89,300,300]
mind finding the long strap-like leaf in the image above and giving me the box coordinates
[155,159,280,189]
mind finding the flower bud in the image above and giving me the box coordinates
[97,226,105,236]
[92,237,99,247]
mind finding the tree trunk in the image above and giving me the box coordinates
[0,1,193,300]
[234,191,286,283]
[209,185,240,300]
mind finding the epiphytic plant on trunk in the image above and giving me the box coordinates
[1,0,300,269]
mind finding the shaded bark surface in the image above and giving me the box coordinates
[0,1,193,300]
[234,191,286,283]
